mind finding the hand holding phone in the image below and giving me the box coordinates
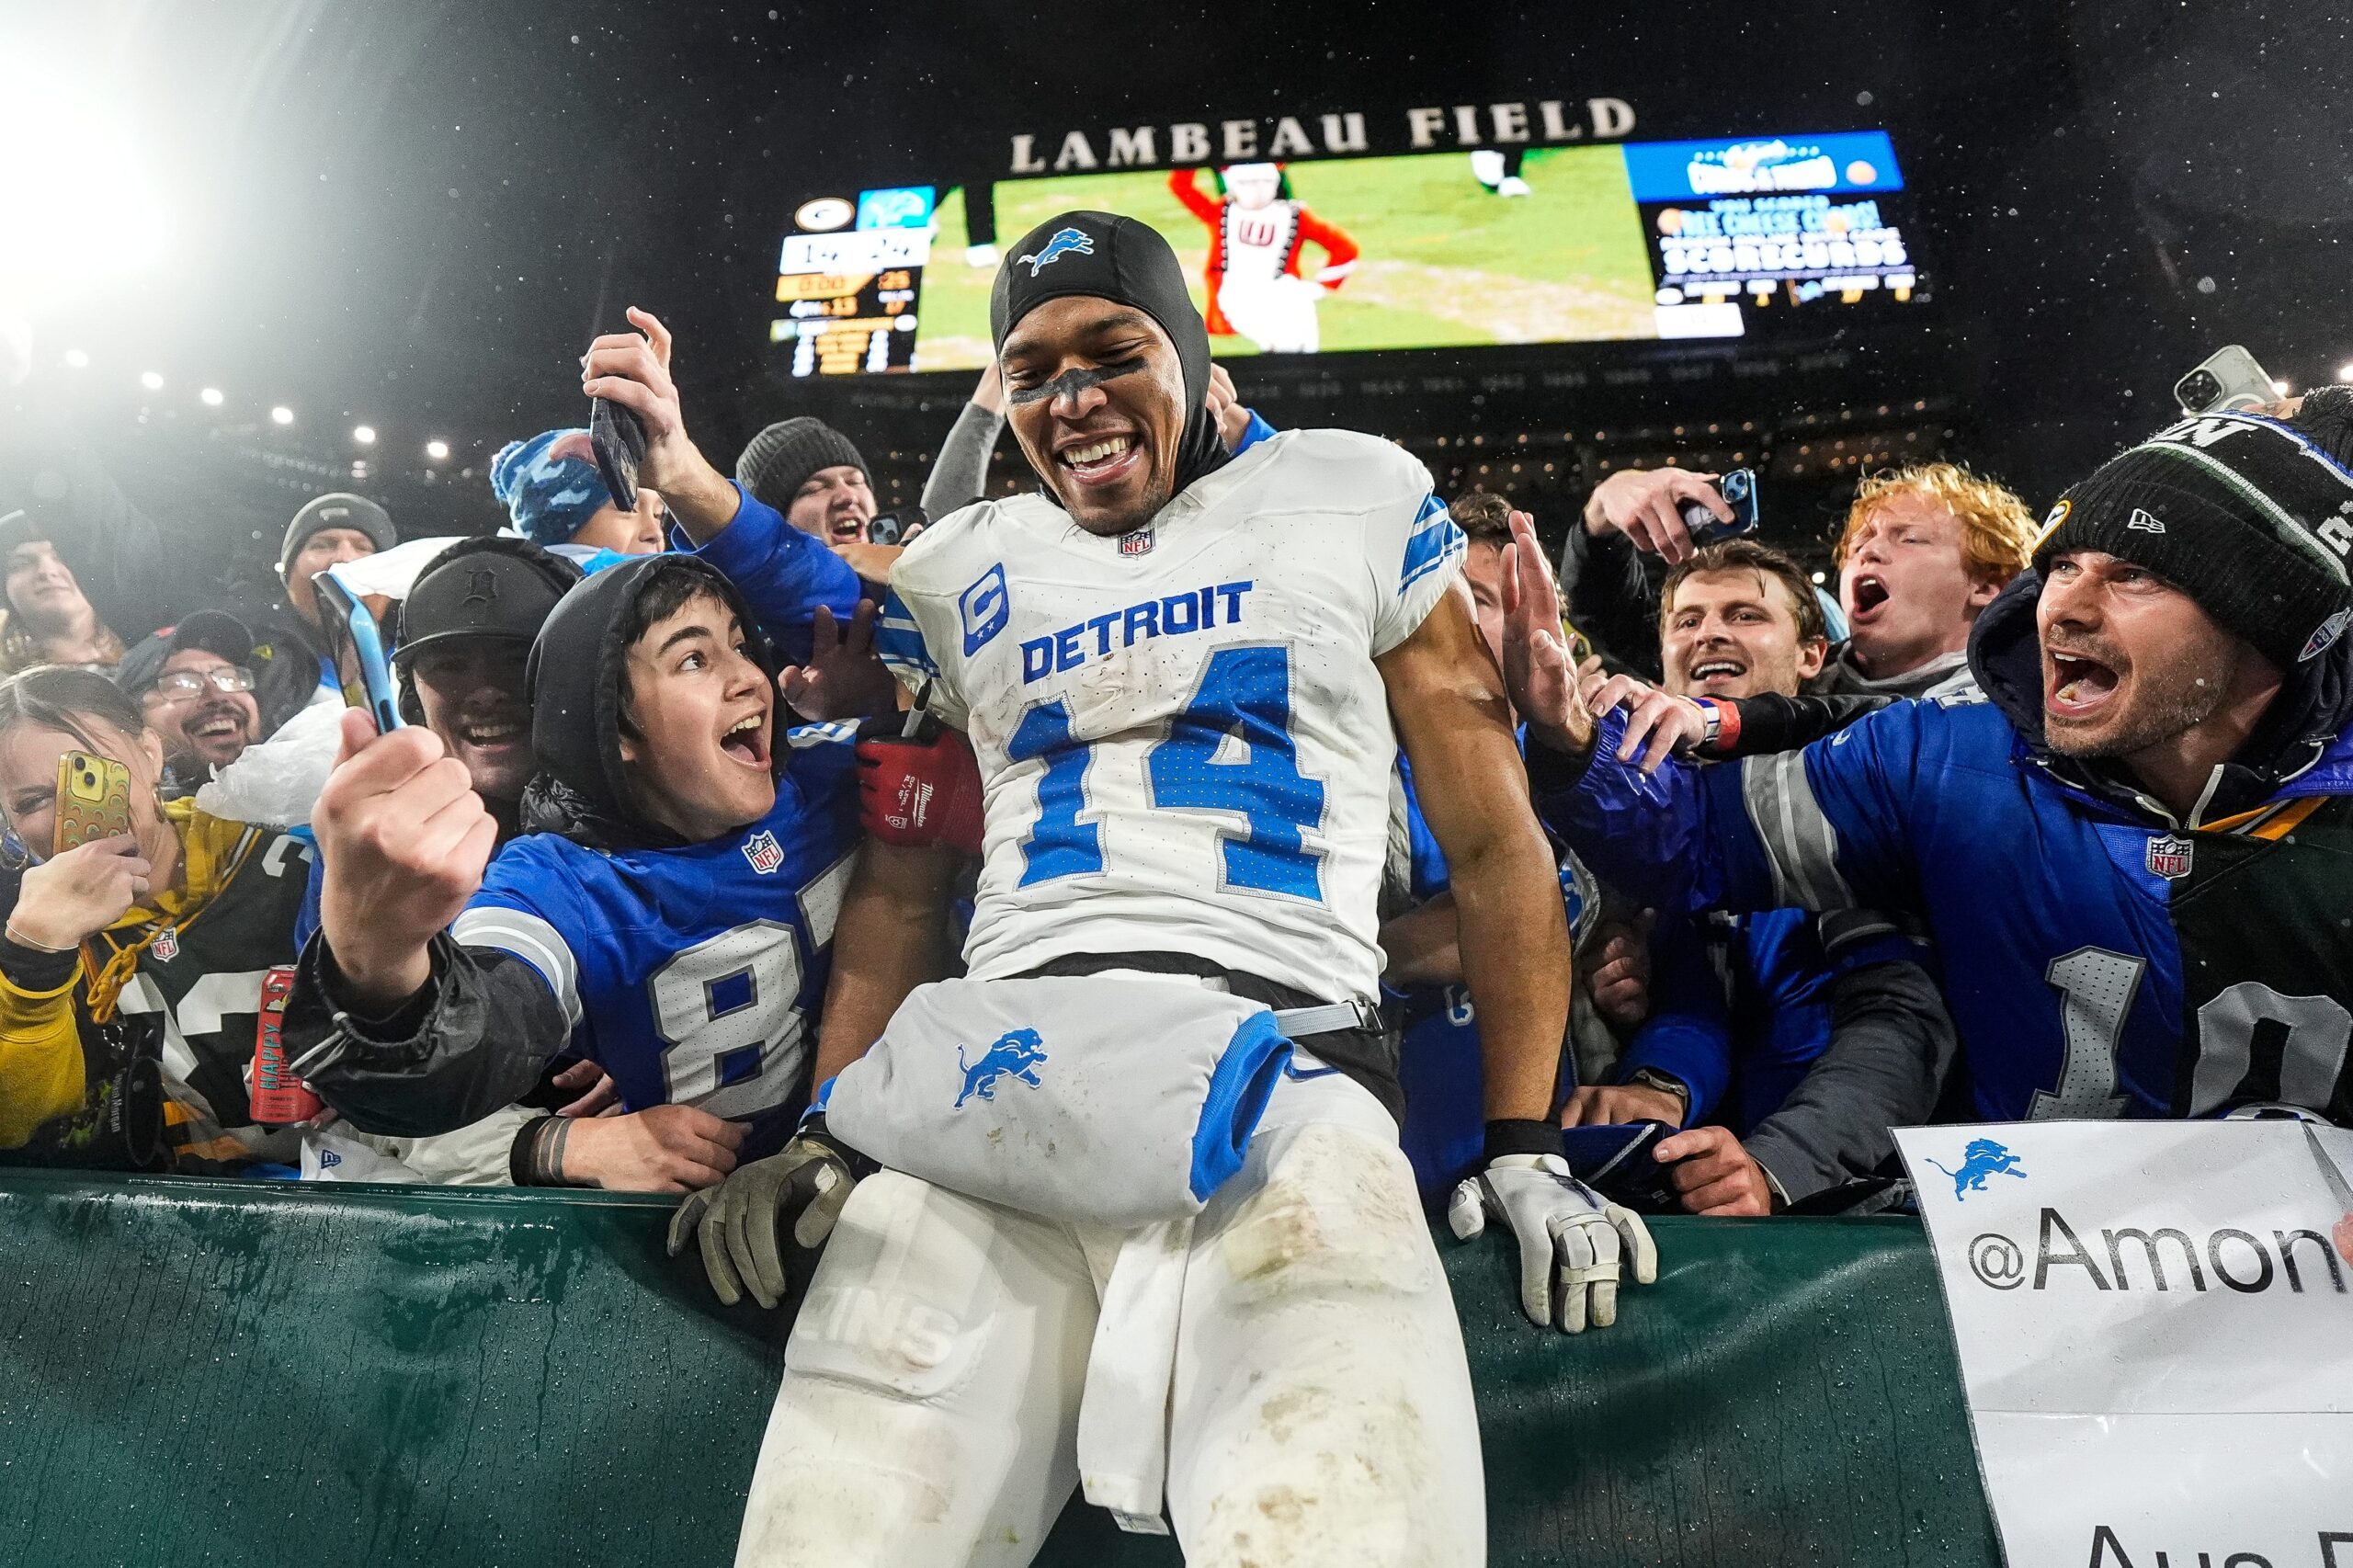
[313,564,404,734]
[55,749,133,855]
[1677,468,1760,548]
[589,395,647,513]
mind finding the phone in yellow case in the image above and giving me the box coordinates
[55,750,133,855]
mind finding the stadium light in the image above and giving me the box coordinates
[425,438,450,460]
[199,387,223,406]
[0,65,168,314]
[352,425,377,445]
[63,347,89,369]
[2338,362,2353,384]
[139,369,163,391]
[270,405,294,426]
[2274,380,2292,396]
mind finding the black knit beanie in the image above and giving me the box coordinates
[2034,395,2353,669]
[734,417,868,516]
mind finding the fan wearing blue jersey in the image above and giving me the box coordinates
[282,310,877,1191]
[1504,391,2353,1134]
[283,550,860,1185]
[667,211,1650,1568]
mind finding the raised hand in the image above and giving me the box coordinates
[1582,466,1732,564]
[8,835,151,952]
[1500,510,1590,755]
[779,601,900,722]
[313,709,497,1012]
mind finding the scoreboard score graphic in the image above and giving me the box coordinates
[768,131,1922,377]
[769,192,934,375]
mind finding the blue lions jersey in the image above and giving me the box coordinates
[449,723,861,1142]
[1543,699,2353,1126]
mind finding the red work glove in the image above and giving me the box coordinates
[856,716,984,854]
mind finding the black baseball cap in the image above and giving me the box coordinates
[393,537,582,668]
[115,610,257,697]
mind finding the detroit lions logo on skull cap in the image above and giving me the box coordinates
[1017,227,1094,277]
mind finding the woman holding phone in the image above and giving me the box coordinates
[0,665,313,1170]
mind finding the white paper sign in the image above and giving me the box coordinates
[1895,1121,2353,1568]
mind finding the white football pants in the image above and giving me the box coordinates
[733,1068,1484,1567]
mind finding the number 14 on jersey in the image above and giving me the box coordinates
[1008,644,1328,902]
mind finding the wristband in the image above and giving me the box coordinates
[1711,698,1741,756]
[520,1115,576,1187]
[1483,1118,1563,1162]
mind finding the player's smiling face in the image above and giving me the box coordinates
[616,589,777,841]
[1000,296,1187,538]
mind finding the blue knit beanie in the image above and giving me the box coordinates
[490,428,609,546]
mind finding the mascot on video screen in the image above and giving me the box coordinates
[1167,163,1358,352]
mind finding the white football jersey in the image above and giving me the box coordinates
[877,429,1466,1003]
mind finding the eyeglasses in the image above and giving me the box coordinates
[150,665,256,701]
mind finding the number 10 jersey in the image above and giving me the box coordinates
[879,429,1467,1005]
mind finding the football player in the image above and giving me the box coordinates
[1167,164,1359,353]
[672,211,1651,1567]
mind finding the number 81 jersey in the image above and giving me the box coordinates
[880,429,1466,1005]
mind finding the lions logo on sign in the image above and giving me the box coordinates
[742,830,785,876]
[2145,833,2194,881]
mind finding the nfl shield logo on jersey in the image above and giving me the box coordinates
[1119,525,1154,557]
[150,926,179,961]
[742,830,785,876]
[2145,833,2194,880]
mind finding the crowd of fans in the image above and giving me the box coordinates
[1,304,2348,1277]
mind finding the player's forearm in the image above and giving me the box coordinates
[1449,823,1574,1122]
[812,841,956,1085]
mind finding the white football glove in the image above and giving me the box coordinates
[1449,1153,1659,1333]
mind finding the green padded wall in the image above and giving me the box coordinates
[0,1171,1997,1566]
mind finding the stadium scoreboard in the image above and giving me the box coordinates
[769,130,1921,377]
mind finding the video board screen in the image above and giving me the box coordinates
[768,131,1919,376]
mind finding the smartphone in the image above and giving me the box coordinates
[313,564,404,733]
[864,505,927,547]
[1678,468,1760,547]
[2175,346,2277,416]
[55,750,133,855]
[589,395,647,513]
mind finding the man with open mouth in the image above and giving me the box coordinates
[1512,390,2353,1153]
[1824,461,2041,699]
[1556,539,1958,1218]
[736,415,879,551]
[278,308,869,1195]
[117,611,267,792]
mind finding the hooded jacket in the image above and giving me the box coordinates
[1529,598,2353,1127]
[280,551,860,1150]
